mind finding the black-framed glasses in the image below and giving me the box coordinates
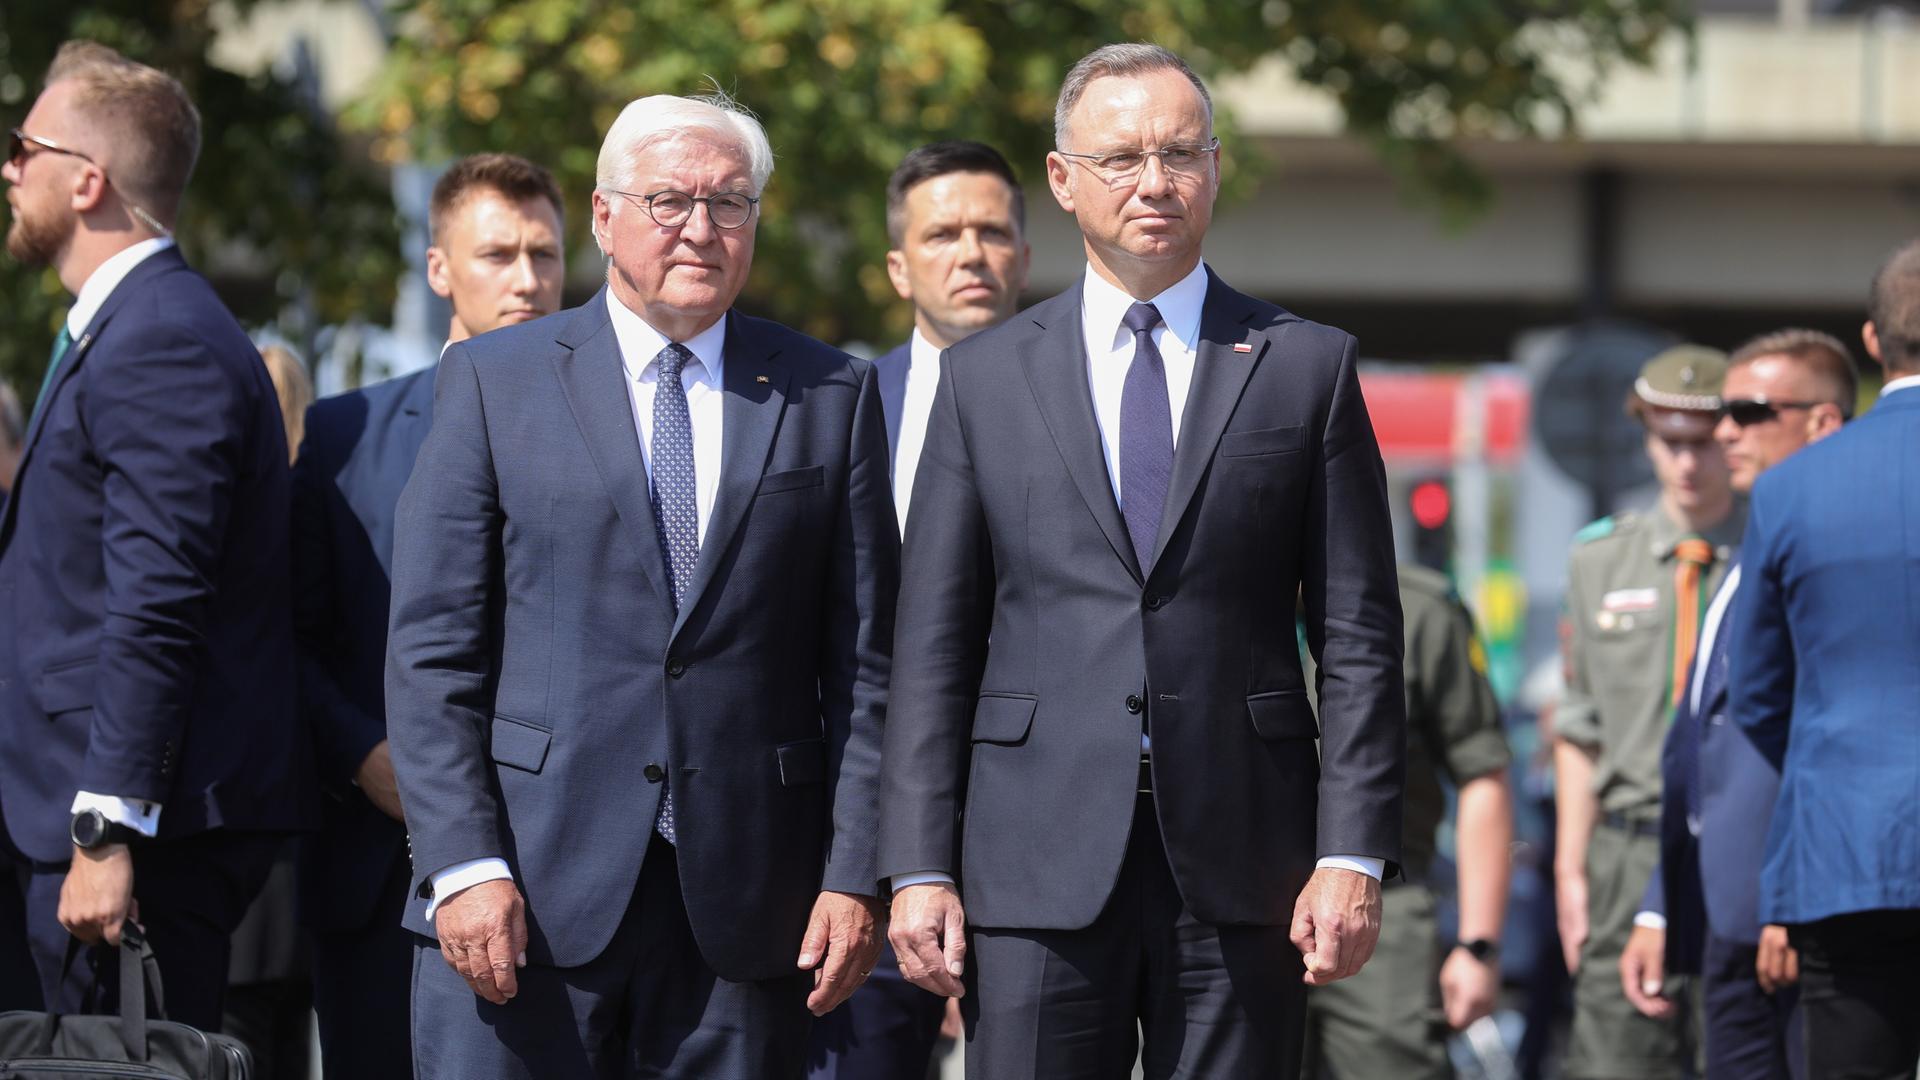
[8,128,94,171]
[1055,138,1219,181]
[1718,397,1826,427]
[606,188,758,230]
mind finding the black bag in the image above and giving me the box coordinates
[0,924,252,1078]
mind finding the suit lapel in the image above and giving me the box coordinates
[1020,286,1142,584]
[673,311,790,639]
[1148,271,1271,570]
[549,293,674,608]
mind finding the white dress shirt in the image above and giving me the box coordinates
[1881,372,1920,398]
[66,236,178,840]
[426,293,728,918]
[891,328,943,532]
[895,262,1383,891]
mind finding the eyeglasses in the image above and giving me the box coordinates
[1054,138,1219,181]
[8,128,93,171]
[1718,397,1826,427]
[6,127,173,237]
[605,188,758,230]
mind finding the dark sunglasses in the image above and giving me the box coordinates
[1718,397,1823,427]
[8,128,94,171]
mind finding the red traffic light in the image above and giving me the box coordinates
[1410,480,1451,531]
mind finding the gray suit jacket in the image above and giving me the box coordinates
[386,291,899,978]
[878,271,1405,930]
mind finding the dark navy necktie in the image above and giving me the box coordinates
[650,342,700,844]
[1119,302,1173,569]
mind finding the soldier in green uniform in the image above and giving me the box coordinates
[1303,565,1515,1079]
[1554,346,1743,1078]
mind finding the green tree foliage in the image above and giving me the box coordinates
[360,0,1681,347]
[0,4,401,404]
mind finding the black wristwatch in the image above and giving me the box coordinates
[1455,938,1501,964]
[70,809,142,851]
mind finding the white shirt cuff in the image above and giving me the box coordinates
[70,792,161,838]
[891,871,956,892]
[1633,910,1668,930]
[1315,855,1385,880]
[425,857,513,920]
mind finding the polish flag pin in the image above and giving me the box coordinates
[1232,342,1254,353]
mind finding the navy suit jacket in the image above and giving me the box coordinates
[292,365,435,931]
[1643,562,1786,972]
[0,247,313,863]
[871,342,911,476]
[385,293,898,978]
[878,271,1405,930]
[1730,387,1920,926]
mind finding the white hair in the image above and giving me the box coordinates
[595,90,774,198]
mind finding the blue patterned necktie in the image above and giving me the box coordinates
[650,342,700,844]
[1119,302,1173,569]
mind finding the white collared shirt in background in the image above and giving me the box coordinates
[891,328,944,532]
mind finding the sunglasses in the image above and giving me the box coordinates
[1718,397,1824,427]
[7,128,94,171]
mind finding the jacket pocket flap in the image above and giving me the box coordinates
[777,739,826,786]
[1246,690,1318,741]
[758,464,825,495]
[1220,425,1306,458]
[490,715,552,772]
[33,658,97,716]
[971,694,1037,745]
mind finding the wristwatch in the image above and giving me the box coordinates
[70,809,142,851]
[1455,938,1501,964]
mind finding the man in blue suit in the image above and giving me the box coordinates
[0,41,312,1028]
[293,152,564,1076]
[387,91,896,1077]
[808,140,1028,1080]
[1730,240,1920,1080]
[1621,328,1856,1079]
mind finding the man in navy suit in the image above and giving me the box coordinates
[387,91,896,1077]
[808,140,1028,1080]
[0,41,312,1028]
[880,45,1404,1078]
[1730,242,1920,1080]
[1620,329,1856,1079]
[293,152,564,1077]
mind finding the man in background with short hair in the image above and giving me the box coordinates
[809,138,1028,1080]
[292,152,565,1076]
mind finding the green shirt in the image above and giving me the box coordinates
[1557,503,1743,815]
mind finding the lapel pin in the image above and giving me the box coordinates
[754,375,769,383]
[1232,342,1254,354]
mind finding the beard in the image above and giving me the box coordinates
[5,199,72,267]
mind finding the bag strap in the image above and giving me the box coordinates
[116,923,166,1062]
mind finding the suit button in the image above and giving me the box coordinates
[1144,593,1166,610]
[643,763,665,783]
[1125,694,1143,714]
[666,659,685,678]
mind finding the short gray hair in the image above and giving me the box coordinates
[595,89,775,198]
[1054,43,1213,150]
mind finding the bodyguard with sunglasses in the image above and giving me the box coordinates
[1621,329,1853,1080]
[387,91,896,1077]
[0,42,311,1027]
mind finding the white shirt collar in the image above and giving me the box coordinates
[909,326,941,372]
[66,237,175,338]
[1881,372,1920,398]
[606,289,727,385]
[1080,259,1209,355]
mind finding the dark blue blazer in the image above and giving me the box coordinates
[0,247,313,863]
[291,365,435,931]
[1643,562,1785,973]
[1730,387,1920,926]
[871,342,910,476]
[385,293,898,978]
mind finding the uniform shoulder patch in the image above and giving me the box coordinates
[1573,514,1623,545]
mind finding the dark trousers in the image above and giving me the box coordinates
[962,794,1305,1080]
[1789,909,1920,1080]
[411,832,814,1079]
[1701,930,1802,1080]
[311,849,413,1079]
[0,824,279,1032]
[806,938,946,1080]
